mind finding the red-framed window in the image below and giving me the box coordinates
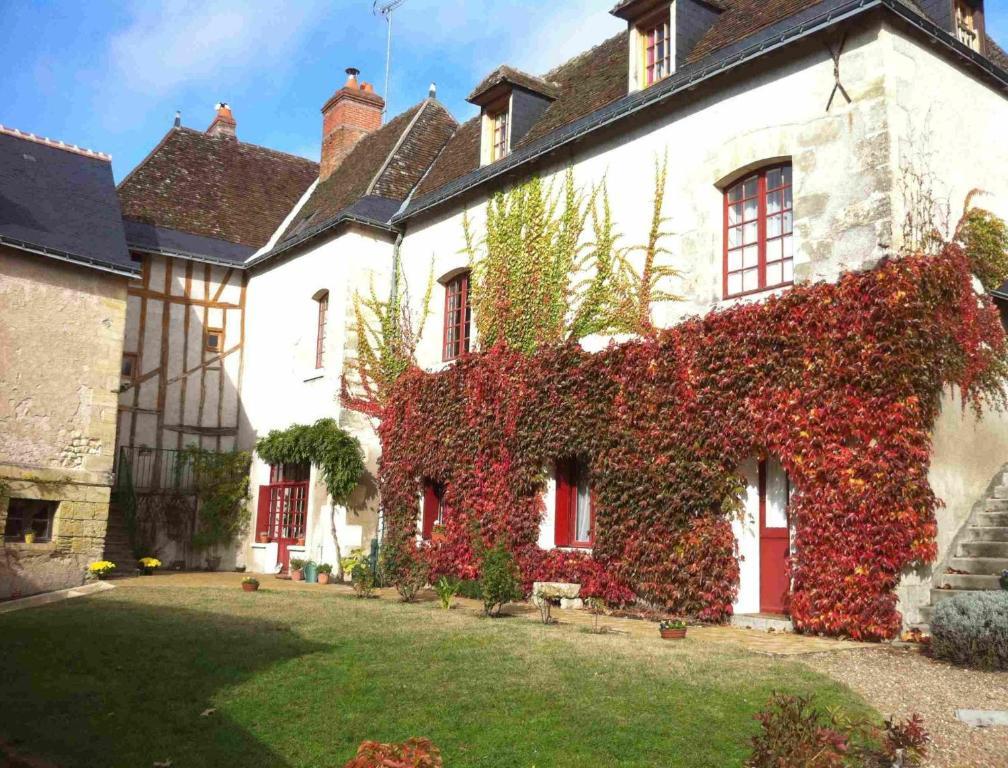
[554,458,593,548]
[723,164,793,299]
[641,14,671,86]
[256,463,311,547]
[442,272,472,361]
[420,480,446,540]
[315,290,329,369]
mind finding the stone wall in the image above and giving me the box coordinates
[0,247,128,598]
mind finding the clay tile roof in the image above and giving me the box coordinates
[274,99,457,249]
[117,127,318,249]
[415,33,628,199]
[989,39,1008,72]
[467,66,560,103]
[0,127,134,275]
[687,0,831,62]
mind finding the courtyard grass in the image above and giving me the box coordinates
[0,581,874,767]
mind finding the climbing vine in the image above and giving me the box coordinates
[378,235,1007,640]
[183,446,251,552]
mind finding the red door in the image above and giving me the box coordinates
[759,459,791,615]
[266,481,309,572]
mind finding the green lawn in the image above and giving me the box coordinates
[0,583,872,767]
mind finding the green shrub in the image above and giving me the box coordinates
[479,544,520,617]
[290,558,306,572]
[317,563,333,575]
[931,591,1008,670]
[957,207,1008,292]
[381,545,430,603]
[350,562,375,598]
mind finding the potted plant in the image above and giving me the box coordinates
[257,531,269,544]
[241,577,261,592]
[138,557,162,576]
[659,618,688,640]
[88,560,116,580]
[290,558,306,581]
[317,563,333,585]
[23,531,36,544]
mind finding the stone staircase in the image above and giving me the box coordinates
[918,473,1008,630]
[101,501,137,572]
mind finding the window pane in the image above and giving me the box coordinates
[728,184,742,203]
[727,273,742,295]
[783,259,794,284]
[784,185,793,211]
[767,190,782,215]
[727,248,742,272]
[575,473,591,542]
[743,176,758,199]
[743,221,758,245]
[767,237,783,263]
[767,168,782,189]
[783,234,793,258]
[767,213,781,238]
[728,203,742,226]
[743,196,758,222]
[782,165,792,186]
[743,244,759,268]
[783,210,793,235]
[766,261,783,287]
[728,225,742,248]
[743,268,760,292]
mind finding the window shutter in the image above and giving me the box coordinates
[422,482,439,539]
[255,486,271,538]
[554,463,572,547]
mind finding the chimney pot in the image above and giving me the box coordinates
[345,67,360,87]
[206,102,237,139]
[429,82,437,99]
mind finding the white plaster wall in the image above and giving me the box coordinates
[241,227,393,569]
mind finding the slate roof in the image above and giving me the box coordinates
[404,0,1008,219]
[117,127,318,250]
[0,126,135,276]
[261,98,456,261]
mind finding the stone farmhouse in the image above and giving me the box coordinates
[7,0,1005,628]
[0,126,137,598]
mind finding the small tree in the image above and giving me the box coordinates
[479,543,520,617]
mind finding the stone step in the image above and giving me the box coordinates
[930,587,991,604]
[978,512,1008,527]
[936,573,1002,590]
[958,540,1008,558]
[948,556,1008,575]
[992,485,1008,499]
[960,526,1008,542]
[986,498,1008,511]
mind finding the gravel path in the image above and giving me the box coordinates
[802,647,1008,768]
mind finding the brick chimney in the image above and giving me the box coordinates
[207,103,237,139]
[320,67,384,181]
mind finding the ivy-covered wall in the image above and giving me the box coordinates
[378,247,1006,640]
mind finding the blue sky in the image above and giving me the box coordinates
[1,1,1005,182]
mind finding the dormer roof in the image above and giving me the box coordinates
[467,66,560,106]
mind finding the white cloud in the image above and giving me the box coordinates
[106,0,325,95]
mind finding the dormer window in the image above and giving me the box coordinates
[954,0,983,52]
[641,13,671,86]
[468,66,558,167]
[487,99,510,163]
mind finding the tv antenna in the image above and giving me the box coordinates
[373,0,408,115]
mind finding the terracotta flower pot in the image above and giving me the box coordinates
[242,582,260,592]
[257,532,269,544]
[291,569,304,582]
[660,627,687,640]
[318,572,330,585]
[23,533,36,544]
[296,537,305,546]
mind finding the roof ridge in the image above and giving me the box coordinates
[366,100,453,197]
[0,124,111,162]
[174,125,318,166]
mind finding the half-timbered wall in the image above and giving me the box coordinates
[117,253,246,456]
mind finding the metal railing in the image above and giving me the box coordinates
[117,446,197,492]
